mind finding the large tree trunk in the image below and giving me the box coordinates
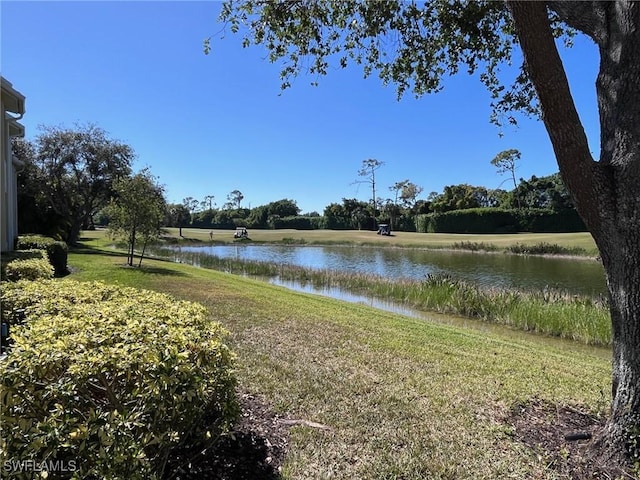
[508,0,640,464]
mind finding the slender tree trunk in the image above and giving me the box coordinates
[128,227,136,267]
[138,236,149,267]
[508,0,640,462]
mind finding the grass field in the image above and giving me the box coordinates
[66,235,613,479]
[156,227,600,256]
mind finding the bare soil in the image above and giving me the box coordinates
[508,397,636,479]
[166,393,635,479]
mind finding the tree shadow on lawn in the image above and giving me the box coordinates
[71,241,188,277]
[114,264,188,277]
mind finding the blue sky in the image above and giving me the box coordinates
[1,1,600,214]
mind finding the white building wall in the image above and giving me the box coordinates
[1,78,26,252]
[1,105,9,252]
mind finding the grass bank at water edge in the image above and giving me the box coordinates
[148,245,611,347]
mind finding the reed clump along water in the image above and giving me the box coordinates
[148,246,610,347]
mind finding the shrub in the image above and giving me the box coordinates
[516,208,586,232]
[271,215,322,230]
[16,235,68,276]
[506,242,587,256]
[423,209,519,233]
[4,257,54,281]
[0,280,238,479]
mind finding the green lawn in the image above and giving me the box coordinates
[152,227,600,255]
[67,237,611,479]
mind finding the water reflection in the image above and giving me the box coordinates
[178,244,606,296]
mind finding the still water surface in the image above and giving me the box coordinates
[176,244,606,296]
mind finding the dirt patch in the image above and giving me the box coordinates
[508,398,635,479]
[165,392,290,480]
[166,393,636,479]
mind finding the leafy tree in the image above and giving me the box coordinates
[516,173,574,211]
[107,170,167,267]
[267,198,300,218]
[323,202,349,229]
[168,203,191,237]
[399,181,424,209]
[12,138,62,237]
[323,198,372,229]
[491,149,522,209]
[431,184,481,213]
[14,124,133,244]
[218,0,640,460]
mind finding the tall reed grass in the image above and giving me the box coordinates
[506,242,588,256]
[147,246,611,346]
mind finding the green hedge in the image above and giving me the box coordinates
[415,209,586,234]
[1,280,238,479]
[418,209,518,233]
[517,209,586,233]
[16,235,68,276]
[4,257,54,281]
[271,215,326,230]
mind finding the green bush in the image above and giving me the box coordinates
[0,280,238,479]
[271,215,326,229]
[422,209,519,233]
[415,208,586,234]
[516,208,586,232]
[4,257,54,281]
[16,235,68,276]
[506,242,587,256]
[415,214,430,233]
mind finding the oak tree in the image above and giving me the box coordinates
[15,124,133,244]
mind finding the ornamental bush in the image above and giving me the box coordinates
[16,235,68,276]
[4,257,54,281]
[0,280,238,479]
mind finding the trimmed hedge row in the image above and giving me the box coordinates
[415,208,586,234]
[271,215,325,230]
[4,257,54,281]
[16,235,68,276]
[1,280,238,479]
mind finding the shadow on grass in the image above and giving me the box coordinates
[115,264,187,277]
[71,241,188,278]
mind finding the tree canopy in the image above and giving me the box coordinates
[13,124,134,244]
[107,169,167,267]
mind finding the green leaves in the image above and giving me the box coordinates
[217,0,566,124]
[107,169,167,266]
[1,280,238,479]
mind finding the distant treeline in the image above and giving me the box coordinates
[153,172,587,234]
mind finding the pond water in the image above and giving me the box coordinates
[175,244,607,297]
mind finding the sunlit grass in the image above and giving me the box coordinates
[65,241,611,479]
[157,227,599,256]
